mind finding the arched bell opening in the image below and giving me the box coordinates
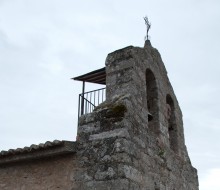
[166,94,178,153]
[146,69,159,133]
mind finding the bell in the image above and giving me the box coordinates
[148,112,153,121]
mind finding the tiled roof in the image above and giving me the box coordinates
[0,140,76,165]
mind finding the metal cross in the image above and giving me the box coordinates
[144,16,151,40]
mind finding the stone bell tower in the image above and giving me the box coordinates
[74,40,199,189]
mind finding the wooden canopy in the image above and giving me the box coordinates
[72,67,106,85]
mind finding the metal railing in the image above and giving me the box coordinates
[78,87,106,118]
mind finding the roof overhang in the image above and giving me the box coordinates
[0,140,76,165]
[72,67,106,85]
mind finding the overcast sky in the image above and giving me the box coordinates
[0,0,220,189]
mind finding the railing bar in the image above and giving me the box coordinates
[78,94,81,121]
[87,96,89,113]
[91,94,92,112]
[84,98,86,114]
[87,98,90,113]
[98,90,100,104]
[87,100,88,114]
[81,95,83,115]
[94,91,96,106]
[80,87,106,95]
[87,98,88,114]
[82,97,95,107]
[87,99,88,113]
[87,97,88,113]
[90,92,92,113]
[86,99,95,109]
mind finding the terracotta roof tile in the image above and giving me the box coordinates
[0,140,76,165]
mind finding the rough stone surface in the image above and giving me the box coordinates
[0,154,78,190]
[75,42,199,189]
[0,41,199,189]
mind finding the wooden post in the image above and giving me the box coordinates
[81,81,85,115]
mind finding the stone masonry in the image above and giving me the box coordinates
[0,40,199,190]
[75,40,199,189]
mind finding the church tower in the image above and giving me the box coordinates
[74,40,199,189]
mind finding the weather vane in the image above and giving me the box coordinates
[144,16,151,41]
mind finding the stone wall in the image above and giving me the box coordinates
[75,41,199,189]
[0,141,80,190]
[0,154,78,190]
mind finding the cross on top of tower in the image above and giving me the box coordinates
[144,16,151,41]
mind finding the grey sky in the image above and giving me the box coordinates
[0,0,220,189]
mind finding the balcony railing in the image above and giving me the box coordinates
[78,87,106,119]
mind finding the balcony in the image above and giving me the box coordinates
[73,67,106,122]
[78,87,106,116]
